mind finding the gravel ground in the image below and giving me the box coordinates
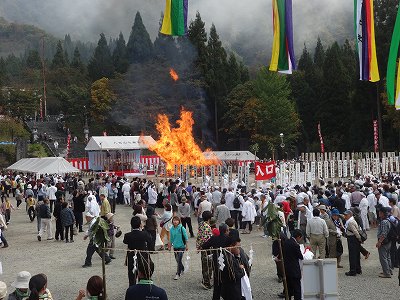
[1,199,399,300]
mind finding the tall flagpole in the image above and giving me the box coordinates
[41,36,47,120]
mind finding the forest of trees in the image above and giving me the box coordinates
[0,1,399,159]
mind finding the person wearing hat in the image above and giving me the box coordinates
[82,212,112,268]
[319,205,337,259]
[376,207,393,278]
[104,212,119,259]
[343,210,362,276]
[359,195,370,231]
[331,209,344,268]
[0,281,6,300]
[8,271,31,300]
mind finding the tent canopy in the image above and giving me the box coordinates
[7,157,80,174]
[203,151,259,161]
[85,136,156,151]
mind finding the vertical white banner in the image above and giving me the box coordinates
[330,160,335,178]
[349,160,354,177]
[202,166,206,184]
[396,157,400,173]
[244,165,250,189]
[186,165,190,183]
[304,161,310,183]
[180,165,185,179]
[389,157,394,172]
[343,160,348,177]
[366,158,371,174]
[356,159,362,175]
[193,166,198,183]
[317,161,323,179]
[362,159,367,175]
[228,166,232,185]
[310,161,316,181]
[324,160,329,178]
[238,166,243,183]
[295,163,301,185]
[174,165,178,178]
[217,165,223,187]
[210,165,215,185]
[338,160,343,178]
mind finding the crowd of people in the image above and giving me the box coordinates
[1,171,400,299]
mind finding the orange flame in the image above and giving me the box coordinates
[169,68,179,81]
[147,109,219,170]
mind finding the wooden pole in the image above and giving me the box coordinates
[278,238,289,300]
[102,243,107,300]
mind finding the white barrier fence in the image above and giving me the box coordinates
[276,154,400,187]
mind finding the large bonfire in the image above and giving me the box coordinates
[147,109,219,171]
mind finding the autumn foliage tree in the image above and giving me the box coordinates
[90,77,116,122]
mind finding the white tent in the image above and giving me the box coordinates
[203,151,259,161]
[85,136,156,151]
[7,157,81,174]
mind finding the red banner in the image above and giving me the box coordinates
[66,134,71,159]
[318,122,325,153]
[255,161,276,181]
[373,120,379,153]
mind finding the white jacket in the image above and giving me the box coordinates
[242,201,257,223]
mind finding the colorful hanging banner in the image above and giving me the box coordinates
[387,4,400,108]
[160,0,188,36]
[317,122,325,153]
[354,0,380,82]
[269,0,296,74]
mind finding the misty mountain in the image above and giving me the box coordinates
[0,0,354,66]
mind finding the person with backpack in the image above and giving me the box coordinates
[168,216,188,280]
[230,190,244,230]
[376,207,393,278]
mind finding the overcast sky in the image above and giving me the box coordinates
[0,0,354,56]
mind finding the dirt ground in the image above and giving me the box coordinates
[1,197,399,299]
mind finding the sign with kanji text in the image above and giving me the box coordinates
[255,161,276,181]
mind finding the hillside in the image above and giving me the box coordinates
[0,17,54,57]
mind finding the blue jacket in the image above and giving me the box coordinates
[170,224,188,249]
[60,207,75,227]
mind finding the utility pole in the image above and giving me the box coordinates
[41,36,47,119]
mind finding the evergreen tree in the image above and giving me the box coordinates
[314,37,325,68]
[126,12,153,63]
[188,12,208,72]
[226,53,241,92]
[205,24,228,147]
[26,50,42,69]
[63,34,74,58]
[112,32,129,74]
[71,46,85,72]
[0,57,7,86]
[64,49,70,65]
[318,42,352,150]
[51,41,67,69]
[298,44,313,72]
[88,33,115,81]
[223,68,300,154]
